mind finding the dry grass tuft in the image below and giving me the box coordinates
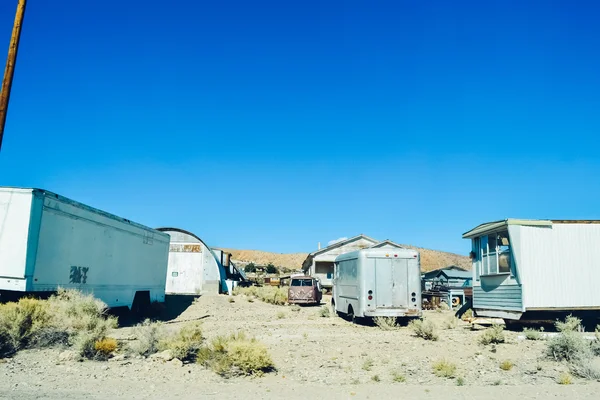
[499,360,513,371]
[128,319,163,357]
[523,328,544,341]
[391,371,406,383]
[432,359,457,378]
[94,337,118,359]
[557,372,573,385]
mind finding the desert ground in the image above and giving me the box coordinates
[1,294,599,400]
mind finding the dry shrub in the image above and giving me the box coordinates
[374,317,399,331]
[197,332,275,377]
[158,322,203,361]
[276,311,286,319]
[523,328,544,341]
[570,359,600,380]
[0,297,51,356]
[409,319,439,341]
[555,315,583,333]
[479,325,505,345]
[438,302,450,311]
[432,359,457,378]
[0,290,117,359]
[94,337,118,360]
[48,289,117,359]
[233,286,288,305]
[362,358,374,371]
[546,330,590,362]
[128,319,163,357]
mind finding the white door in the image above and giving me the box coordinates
[166,252,203,294]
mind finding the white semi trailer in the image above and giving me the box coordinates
[332,248,422,322]
[0,187,169,310]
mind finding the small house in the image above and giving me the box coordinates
[302,235,404,288]
[422,266,472,290]
[463,219,600,322]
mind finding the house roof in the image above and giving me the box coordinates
[463,219,600,239]
[423,267,471,280]
[302,235,403,270]
[368,240,405,249]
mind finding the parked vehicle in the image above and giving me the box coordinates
[332,248,422,322]
[0,187,170,310]
[287,276,322,305]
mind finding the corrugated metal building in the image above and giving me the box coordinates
[156,228,244,295]
[463,219,600,321]
[302,235,404,288]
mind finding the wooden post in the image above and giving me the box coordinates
[0,0,27,152]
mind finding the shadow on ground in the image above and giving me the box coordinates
[112,295,197,327]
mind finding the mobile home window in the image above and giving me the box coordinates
[480,231,512,276]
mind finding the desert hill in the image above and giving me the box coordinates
[218,246,470,272]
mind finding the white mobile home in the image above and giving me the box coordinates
[0,187,169,309]
[463,219,600,322]
[333,248,422,321]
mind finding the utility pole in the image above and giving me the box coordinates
[0,0,27,152]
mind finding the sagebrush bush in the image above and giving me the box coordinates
[479,325,505,345]
[374,317,398,331]
[555,315,583,333]
[196,332,275,377]
[0,289,117,359]
[391,371,406,383]
[158,322,203,361]
[570,359,600,380]
[129,319,163,357]
[362,358,374,371]
[523,328,544,341]
[409,319,439,341]
[546,330,590,362]
[438,302,450,311]
[0,297,50,356]
[48,289,117,359]
[432,359,457,378]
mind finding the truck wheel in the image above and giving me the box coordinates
[347,305,356,323]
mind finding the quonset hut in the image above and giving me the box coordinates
[156,228,245,295]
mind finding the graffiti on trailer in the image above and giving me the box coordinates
[70,266,90,284]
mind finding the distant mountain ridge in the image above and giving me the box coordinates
[217,246,470,273]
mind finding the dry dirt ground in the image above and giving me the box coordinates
[1,294,599,399]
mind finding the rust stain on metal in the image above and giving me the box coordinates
[169,244,202,253]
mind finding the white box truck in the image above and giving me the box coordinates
[0,187,170,310]
[332,248,422,322]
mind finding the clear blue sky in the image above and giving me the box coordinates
[1,0,599,255]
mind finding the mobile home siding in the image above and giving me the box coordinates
[473,285,523,310]
[520,224,600,309]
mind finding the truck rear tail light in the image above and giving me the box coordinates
[394,254,397,257]
[368,290,373,295]
[368,295,373,300]
[411,292,416,297]
[411,297,416,302]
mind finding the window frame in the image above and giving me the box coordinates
[479,230,513,278]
